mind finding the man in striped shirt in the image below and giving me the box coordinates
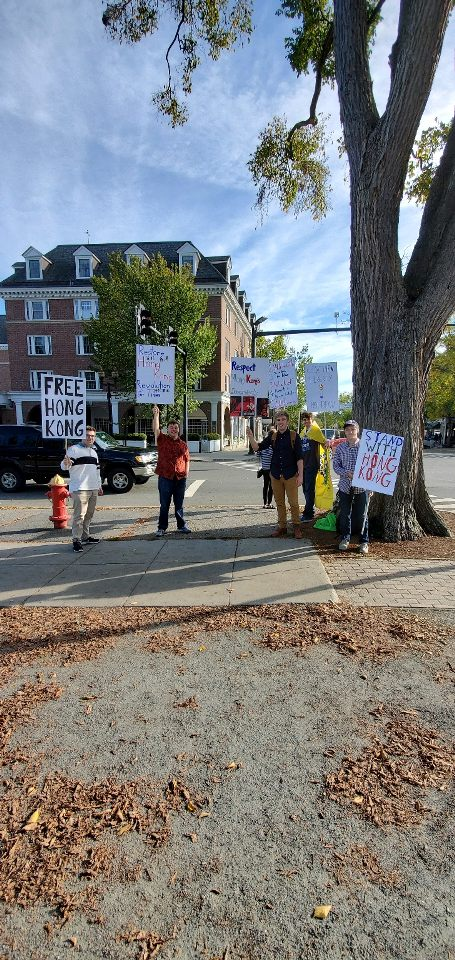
[332,420,370,554]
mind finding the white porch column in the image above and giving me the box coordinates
[112,399,120,434]
[14,400,23,425]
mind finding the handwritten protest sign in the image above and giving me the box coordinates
[41,375,86,439]
[304,362,339,411]
[231,357,269,398]
[136,344,175,403]
[352,429,404,495]
[269,357,297,408]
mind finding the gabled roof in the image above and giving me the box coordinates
[0,242,229,288]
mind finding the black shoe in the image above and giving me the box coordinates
[82,536,100,544]
[73,540,83,552]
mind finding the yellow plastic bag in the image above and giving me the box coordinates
[314,449,334,511]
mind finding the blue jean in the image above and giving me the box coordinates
[302,461,319,518]
[338,489,369,542]
[158,476,187,531]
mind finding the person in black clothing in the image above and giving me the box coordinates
[247,411,304,538]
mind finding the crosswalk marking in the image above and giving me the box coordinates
[186,479,206,497]
[215,460,259,472]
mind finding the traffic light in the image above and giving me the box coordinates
[168,329,178,346]
[139,309,153,336]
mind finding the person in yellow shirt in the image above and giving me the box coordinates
[300,411,327,522]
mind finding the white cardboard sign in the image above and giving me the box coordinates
[304,362,339,411]
[41,375,86,439]
[268,357,297,408]
[136,344,175,403]
[230,357,269,398]
[352,429,404,495]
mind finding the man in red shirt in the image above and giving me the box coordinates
[153,405,191,536]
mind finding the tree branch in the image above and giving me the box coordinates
[405,118,455,324]
[164,0,186,92]
[380,0,452,193]
[333,0,379,177]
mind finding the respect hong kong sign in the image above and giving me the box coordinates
[230,357,269,399]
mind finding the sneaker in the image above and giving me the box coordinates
[358,542,369,555]
[179,525,191,534]
[82,536,100,544]
[301,516,314,524]
[155,529,165,537]
[293,527,303,539]
[338,537,350,551]
[271,527,287,538]
[73,540,83,552]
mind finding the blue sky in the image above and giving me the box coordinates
[1,1,453,392]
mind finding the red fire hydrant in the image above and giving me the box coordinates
[47,474,70,529]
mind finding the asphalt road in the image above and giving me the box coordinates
[0,447,453,508]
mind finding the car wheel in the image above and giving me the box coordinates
[0,466,25,492]
[106,468,134,493]
[134,476,149,485]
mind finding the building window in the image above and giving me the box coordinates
[28,259,41,280]
[194,378,202,391]
[181,255,194,273]
[77,257,91,278]
[27,335,52,356]
[188,418,207,438]
[74,299,98,320]
[234,320,238,337]
[75,334,93,355]
[26,300,49,321]
[79,369,100,390]
[30,370,53,390]
[226,307,231,328]
[225,373,230,392]
[224,338,230,361]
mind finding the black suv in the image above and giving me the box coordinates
[0,425,156,493]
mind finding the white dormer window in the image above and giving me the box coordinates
[178,242,201,276]
[125,244,148,265]
[73,246,100,280]
[22,246,51,281]
[79,370,100,390]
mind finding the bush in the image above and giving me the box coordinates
[113,433,147,442]
[187,433,201,441]
[206,432,221,440]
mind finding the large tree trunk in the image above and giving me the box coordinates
[334,0,454,541]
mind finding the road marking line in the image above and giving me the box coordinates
[186,479,206,498]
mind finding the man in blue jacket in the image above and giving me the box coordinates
[247,410,304,538]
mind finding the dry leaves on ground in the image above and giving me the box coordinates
[329,843,403,889]
[117,925,177,959]
[326,706,455,826]
[1,603,453,690]
[312,511,455,562]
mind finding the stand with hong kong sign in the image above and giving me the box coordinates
[41,375,86,439]
[304,362,339,412]
[136,344,175,403]
[352,429,404,495]
[268,357,297,408]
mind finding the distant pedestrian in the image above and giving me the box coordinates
[299,411,327,522]
[257,427,276,508]
[332,419,370,554]
[247,410,304,538]
[153,405,190,536]
[62,426,103,552]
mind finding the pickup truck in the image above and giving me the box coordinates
[0,425,156,493]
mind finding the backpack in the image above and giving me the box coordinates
[271,430,296,448]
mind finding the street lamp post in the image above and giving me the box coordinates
[102,371,118,435]
[248,315,267,452]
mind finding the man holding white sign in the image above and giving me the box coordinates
[62,426,103,552]
[332,420,370,554]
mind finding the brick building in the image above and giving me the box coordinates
[0,242,257,444]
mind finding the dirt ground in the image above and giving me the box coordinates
[0,603,454,960]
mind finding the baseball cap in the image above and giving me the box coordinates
[344,419,359,428]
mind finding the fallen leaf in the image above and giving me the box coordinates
[184,832,198,843]
[23,807,41,830]
[313,904,332,919]
[353,795,364,805]
[225,761,243,771]
[117,823,133,836]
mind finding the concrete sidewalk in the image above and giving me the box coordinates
[0,537,336,607]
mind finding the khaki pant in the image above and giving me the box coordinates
[271,475,301,528]
[71,489,98,542]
